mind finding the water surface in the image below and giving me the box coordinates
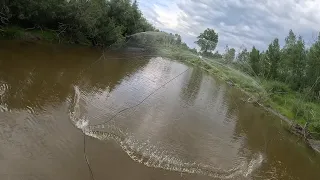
[1,41,320,180]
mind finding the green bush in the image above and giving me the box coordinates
[0,27,23,39]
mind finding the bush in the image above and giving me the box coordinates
[0,27,23,39]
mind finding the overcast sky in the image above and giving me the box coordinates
[138,0,320,52]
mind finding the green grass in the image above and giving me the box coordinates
[0,26,58,42]
[0,26,91,45]
[0,26,24,39]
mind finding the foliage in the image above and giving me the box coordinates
[267,38,281,80]
[1,0,154,46]
[232,29,319,101]
[195,28,218,53]
[224,45,235,63]
[280,30,307,90]
[212,51,223,58]
[306,33,320,99]
[237,48,249,62]
[249,46,260,75]
[225,29,320,136]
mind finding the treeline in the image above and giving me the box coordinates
[190,28,320,132]
[0,0,154,46]
[234,30,320,100]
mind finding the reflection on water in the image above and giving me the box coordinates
[1,41,320,180]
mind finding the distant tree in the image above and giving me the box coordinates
[174,34,182,45]
[306,33,320,97]
[235,48,250,72]
[195,28,218,53]
[267,38,281,79]
[190,48,198,54]
[260,51,270,78]
[212,51,223,58]
[281,29,297,81]
[237,48,249,62]
[202,51,214,57]
[281,30,307,90]
[294,36,307,87]
[224,45,235,63]
[180,42,189,49]
[249,46,260,75]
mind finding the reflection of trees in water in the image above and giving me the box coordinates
[0,43,149,111]
[179,67,203,106]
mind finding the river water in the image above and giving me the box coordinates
[1,41,320,180]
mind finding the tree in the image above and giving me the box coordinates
[267,38,281,80]
[212,51,223,58]
[195,28,218,53]
[281,29,297,81]
[174,34,182,45]
[224,45,235,63]
[260,51,270,78]
[249,46,260,75]
[280,30,307,90]
[190,48,198,54]
[306,33,320,97]
[291,36,306,90]
[237,48,249,62]
[0,0,9,25]
[235,48,251,72]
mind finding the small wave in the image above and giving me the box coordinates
[25,105,36,114]
[0,104,10,112]
[82,128,263,179]
[0,83,10,112]
[0,83,9,97]
[68,86,263,179]
[244,153,264,177]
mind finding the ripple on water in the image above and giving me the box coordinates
[0,82,9,96]
[68,86,264,179]
[0,83,10,112]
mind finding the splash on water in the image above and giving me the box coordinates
[68,86,264,179]
[244,153,264,177]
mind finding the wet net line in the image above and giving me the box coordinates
[82,67,190,180]
[83,134,96,180]
[76,48,190,180]
[88,67,190,129]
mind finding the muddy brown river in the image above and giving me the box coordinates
[1,41,320,180]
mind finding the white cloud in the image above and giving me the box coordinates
[139,0,320,52]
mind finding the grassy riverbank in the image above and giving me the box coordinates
[164,47,320,139]
[0,26,97,46]
[1,27,64,43]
